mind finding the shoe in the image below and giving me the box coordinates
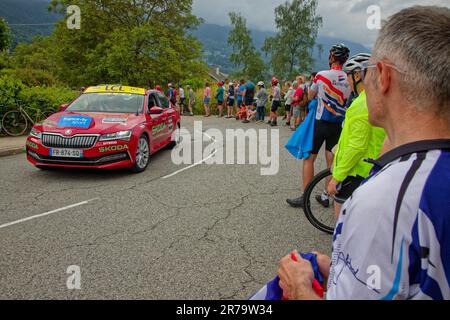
[242,120,250,123]
[315,194,330,208]
[271,122,278,127]
[287,196,304,208]
[266,120,272,125]
[255,120,263,124]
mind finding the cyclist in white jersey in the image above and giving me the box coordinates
[277,6,450,300]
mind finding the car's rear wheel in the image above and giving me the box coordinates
[131,135,150,173]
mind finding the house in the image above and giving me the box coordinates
[208,66,229,83]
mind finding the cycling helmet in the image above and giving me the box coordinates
[271,77,279,86]
[257,81,265,87]
[343,53,371,74]
[155,85,161,91]
[330,43,350,62]
[217,81,224,86]
[168,83,173,88]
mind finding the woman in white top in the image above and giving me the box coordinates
[284,81,294,126]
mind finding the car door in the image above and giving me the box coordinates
[156,93,173,145]
[147,93,166,151]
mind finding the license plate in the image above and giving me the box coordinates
[50,148,83,158]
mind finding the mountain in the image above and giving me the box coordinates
[0,0,60,46]
[193,23,371,73]
[1,0,371,73]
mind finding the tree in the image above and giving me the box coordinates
[263,0,322,79]
[46,0,208,87]
[0,17,12,52]
[227,12,266,81]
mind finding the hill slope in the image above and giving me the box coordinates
[1,0,371,73]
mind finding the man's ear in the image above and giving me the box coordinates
[378,61,392,94]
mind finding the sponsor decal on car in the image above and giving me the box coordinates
[57,116,93,129]
[101,141,118,146]
[168,116,173,131]
[99,145,129,153]
[152,123,167,136]
[43,120,57,128]
[84,85,146,95]
[26,141,38,150]
[102,118,127,124]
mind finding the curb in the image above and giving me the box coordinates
[0,147,26,158]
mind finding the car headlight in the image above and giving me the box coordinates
[99,130,132,142]
[30,127,42,139]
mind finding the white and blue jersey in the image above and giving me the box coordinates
[327,140,450,300]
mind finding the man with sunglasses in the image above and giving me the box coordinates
[278,6,450,300]
[326,53,386,219]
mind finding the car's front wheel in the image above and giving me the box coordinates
[131,135,150,173]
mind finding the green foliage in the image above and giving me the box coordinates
[227,12,266,81]
[0,75,24,113]
[263,0,322,79]
[0,17,12,52]
[18,86,77,113]
[46,0,208,88]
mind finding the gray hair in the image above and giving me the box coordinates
[372,6,450,117]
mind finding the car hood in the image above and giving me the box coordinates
[35,111,144,135]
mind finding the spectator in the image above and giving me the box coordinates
[216,81,225,118]
[269,77,281,126]
[226,82,235,119]
[186,85,195,116]
[279,6,450,300]
[178,84,185,115]
[243,79,256,109]
[203,82,211,117]
[237,79,245,109]
[287,44,351,208]
[284,81,294,127]
[255,81,269,123]
[290,81,304,131]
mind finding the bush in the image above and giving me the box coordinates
[0,75,25,114]
[18,86,78,115]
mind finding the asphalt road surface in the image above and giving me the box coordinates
[0,116,332,299]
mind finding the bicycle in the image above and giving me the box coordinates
[1,102,54,136]
[302,169,336,235]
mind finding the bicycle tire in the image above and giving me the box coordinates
[303,169,335,235]
[2,111,28,136]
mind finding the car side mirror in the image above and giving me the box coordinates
[60,104,69,112]
[149,106,163,114]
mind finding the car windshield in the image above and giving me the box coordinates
[67,93,145,113]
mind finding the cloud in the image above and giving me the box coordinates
[192,0,449,47]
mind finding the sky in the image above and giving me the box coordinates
[192,0,449,47]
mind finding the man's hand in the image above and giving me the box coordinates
[327,178,341,196]
[278,251,322,300]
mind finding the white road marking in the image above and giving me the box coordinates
[162,130,218,179]
[0,198,100,230]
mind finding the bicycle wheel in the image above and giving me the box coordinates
[303,169,336,235]
[2,111,28,136]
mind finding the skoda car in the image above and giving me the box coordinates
[26,85,180,173]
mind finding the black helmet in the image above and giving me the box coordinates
[330,43,350,62]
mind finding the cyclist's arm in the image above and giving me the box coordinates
[332,116,371,182]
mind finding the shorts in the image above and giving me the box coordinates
[203,97,211,106]
[179,98,185,107]
[237,100,243,108]
[334,175,365,204]
[285,104,291,112]
[271,100,281,112]
[217,100,224,105]
[311,120,343,154]
[292,105,302,118]
[227,97,235,107]
[244,96,254,106]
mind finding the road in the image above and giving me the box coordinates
[0,116,331,299]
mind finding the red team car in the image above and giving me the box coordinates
[26,85,181,173]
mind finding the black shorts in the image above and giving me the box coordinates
[334,176,365,204]
[227,97,235,107]
[285,104,291,112]
[217,100,224,105]
[179,98,185,106]
[271,100,281,112]
[244,96,254,106]
[311,120,342,154]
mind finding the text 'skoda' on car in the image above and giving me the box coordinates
[26,85,181,173]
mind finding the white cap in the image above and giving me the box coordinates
[257,81,265,86]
